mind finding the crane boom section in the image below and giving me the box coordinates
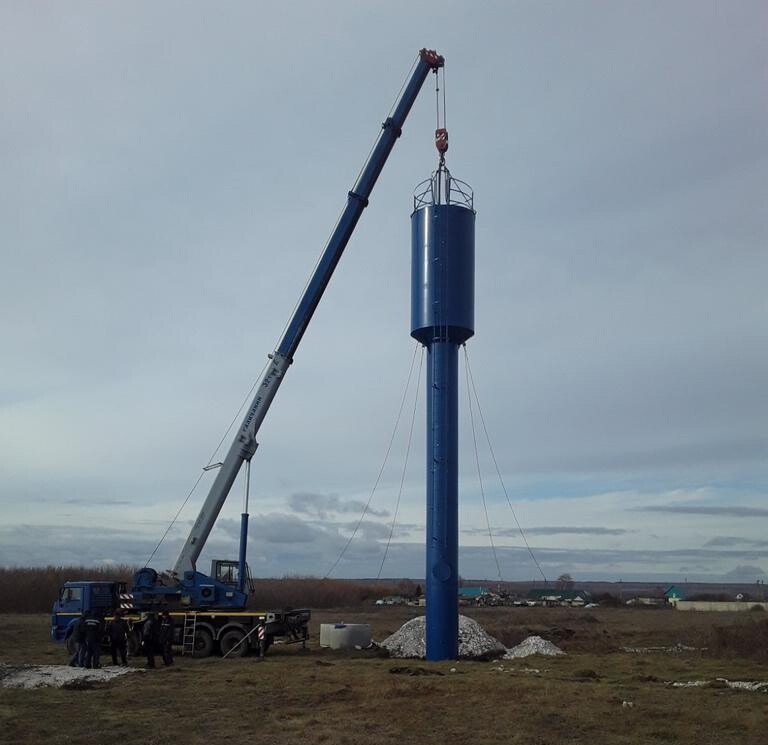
[173,49,444,577]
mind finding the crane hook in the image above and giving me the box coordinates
[435,127,448,166]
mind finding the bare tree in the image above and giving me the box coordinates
[555,573,574,590]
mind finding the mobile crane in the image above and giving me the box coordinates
[51,48,446,658]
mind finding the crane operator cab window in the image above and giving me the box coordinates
[211,560,247,586]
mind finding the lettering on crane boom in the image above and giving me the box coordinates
[242,365,280,432]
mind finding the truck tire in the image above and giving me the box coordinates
[193,629,214,658]
[65,634,78,656]
[219,629,248,658]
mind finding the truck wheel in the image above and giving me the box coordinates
[219,630,248,658]
[127,631,140,657]
[65,634,78,656]
[193,629,214,658]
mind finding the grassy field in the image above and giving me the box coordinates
[2,607,767,745]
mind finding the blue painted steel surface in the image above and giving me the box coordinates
[425,341,459,659]
[131,568,247,609]
[411,205,475,345]
[411,200,475,661]
[238,512,249,593]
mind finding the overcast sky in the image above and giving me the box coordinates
[1,1,766,583]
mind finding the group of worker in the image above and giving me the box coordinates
[68,609,175,669]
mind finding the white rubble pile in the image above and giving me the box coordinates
[504,635,564,659]
[0,664,140,690]
[668,679,708,688]
[622,643,699,654]
[490,665,542,674]
[381,615,506,659]
[668,678,768,692]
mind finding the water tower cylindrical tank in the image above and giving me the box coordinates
[411,190,475,662]
[411,205,475,345]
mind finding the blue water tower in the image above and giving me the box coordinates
[411,166,475,661]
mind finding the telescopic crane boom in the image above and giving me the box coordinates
[152,49,445,603]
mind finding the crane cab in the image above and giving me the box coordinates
[211,559,248,588]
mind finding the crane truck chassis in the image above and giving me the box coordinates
[52,577,310,659]
[50,48,446,658]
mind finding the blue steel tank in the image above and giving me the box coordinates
[411,198,475,345]
[410,168,475,661]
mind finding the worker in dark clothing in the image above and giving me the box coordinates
[141,612,159,668]
[68,613,87,667]
[83,611,105,669]
[159,610,174,666]
[107,610,129,665]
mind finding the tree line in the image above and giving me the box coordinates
[0,566,416,614]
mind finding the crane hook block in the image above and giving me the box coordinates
[435,128,449,154]
[420,48,445,69]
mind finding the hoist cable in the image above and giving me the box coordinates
[144,357,272,568]
[463,346,548,584]
[324,342,421,578]
[442,67,447,131]
[464,351,503,582]
[376,346,424,579]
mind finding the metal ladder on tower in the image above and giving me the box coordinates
[181,612,197,656]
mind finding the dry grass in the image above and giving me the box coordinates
[708,618,768,660]
[2,608,768,745]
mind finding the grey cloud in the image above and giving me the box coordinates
[6,519,768,585]
[635,505,768,517]
[336,521,420,541]
[288,492,389,520]
[721,565,767,581]
[0,524,170,568]
[62,498,133,506]
[218,514,321,545]
[463,526,629,537]
[704,536,768,548]
[1,3,766,578]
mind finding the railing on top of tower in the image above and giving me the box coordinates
[413,166,474,211]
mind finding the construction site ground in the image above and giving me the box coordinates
[1,607,766,745]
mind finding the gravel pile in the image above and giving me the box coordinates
[381,615,505,659]
[504,635,565,659]
[0,664,140,690]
